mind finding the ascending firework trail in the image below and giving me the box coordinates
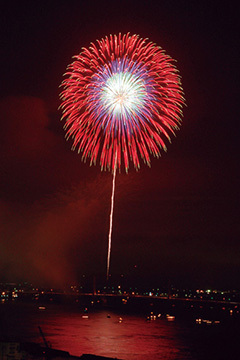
[60,33,185,280]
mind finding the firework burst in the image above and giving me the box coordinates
[60,33,185,173]
[60,33,185,280]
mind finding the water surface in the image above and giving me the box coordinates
[0,302,238,359]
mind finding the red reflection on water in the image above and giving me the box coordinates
[37,309,185,360]
[0,304,188,360]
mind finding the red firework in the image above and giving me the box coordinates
[60,33,185,172]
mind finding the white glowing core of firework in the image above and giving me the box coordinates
[102,71,145,115]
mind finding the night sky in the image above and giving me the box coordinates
[1,1,239,289]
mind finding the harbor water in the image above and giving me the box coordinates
[0,301,239,359]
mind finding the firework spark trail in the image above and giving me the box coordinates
[106,165,117,281]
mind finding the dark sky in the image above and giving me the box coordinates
[0,1,239,289]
